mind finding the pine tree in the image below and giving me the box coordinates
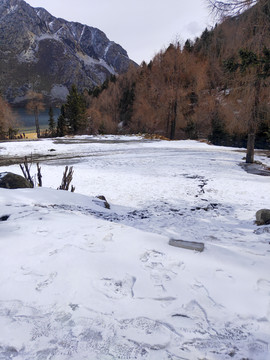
[57,105,67,137]
[223,48,270,162]
[118,83,136,127]
[183,39,193,53]
[65,85,86,134]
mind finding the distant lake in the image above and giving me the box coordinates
[13,108,61,130]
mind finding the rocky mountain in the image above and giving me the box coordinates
[0,0,136,105]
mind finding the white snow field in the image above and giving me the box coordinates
[0,136,269,360]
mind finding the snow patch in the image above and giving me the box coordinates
[17,33,60,63]
[36,33,60,42]
[48,20,55,31]
[0,172,8,179]
[104,42,112,57]
[50,84,69,101]
[79,25,86,43]
[6,4,18,14]
[76,51,116,74]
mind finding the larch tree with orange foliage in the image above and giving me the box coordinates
[0,95,18,139]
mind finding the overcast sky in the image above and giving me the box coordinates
[25,0,213,64]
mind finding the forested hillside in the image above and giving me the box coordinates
[1,0,270,157]
[81,0,270,150]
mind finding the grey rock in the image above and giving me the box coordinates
[256,209,270,225]
[0,0,137,106]
[169,239,204,252]
[0,172,33,189]
[96,195,110,209]
[0,215,10,221]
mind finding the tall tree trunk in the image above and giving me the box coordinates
[246,78,260,164]
[34,106,40,138]
[170,99,177,140]
[246,133,255,163]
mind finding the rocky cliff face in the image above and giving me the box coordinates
[0,0,136,105]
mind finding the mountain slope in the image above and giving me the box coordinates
[0,0,136,105]
[193,0,270,60]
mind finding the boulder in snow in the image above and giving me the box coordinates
[0,172,33,189]
[256,209,270,225]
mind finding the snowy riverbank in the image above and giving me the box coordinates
[0,136,269,359]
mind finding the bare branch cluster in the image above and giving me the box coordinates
[20,157,43,187]
[20,159,75,191]
[19,157,34,187]
[206,0,258,19]
[37,163,42,187]
[58,166,75,192]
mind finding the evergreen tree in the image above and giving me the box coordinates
[185,120,198,139]
[57,105,67,137]
[118,83,136,127]
[65,85,86,134]
[208,107,228,145]
[183,39,194,53]
[223,48,270,162]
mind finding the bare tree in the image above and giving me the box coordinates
[26,91,45,138]
[0,96,18,139]
[206,0,258,19]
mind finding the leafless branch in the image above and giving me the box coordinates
[37,163,42,187]
[19,156,34,187]
[206,0,258,19]
[58,166,74,191]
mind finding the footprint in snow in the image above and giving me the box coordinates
[215,269,234,282]
[35,272,57,292]
[95,275,136,299]
[102,233,113,242]
[140,250,184,284]
[36,227,49,236]
[257,279,270,294]
[83,234,105,252]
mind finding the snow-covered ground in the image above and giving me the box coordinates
[0,136,269,360]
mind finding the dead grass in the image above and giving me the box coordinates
[15,132,38,140]
[24,132,37,140]
[143,134,170,140]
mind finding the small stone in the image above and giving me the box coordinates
[169,239,204,252]
[96,195,110,209]
[0,215,10,221]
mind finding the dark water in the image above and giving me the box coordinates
[13,108,60,128]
